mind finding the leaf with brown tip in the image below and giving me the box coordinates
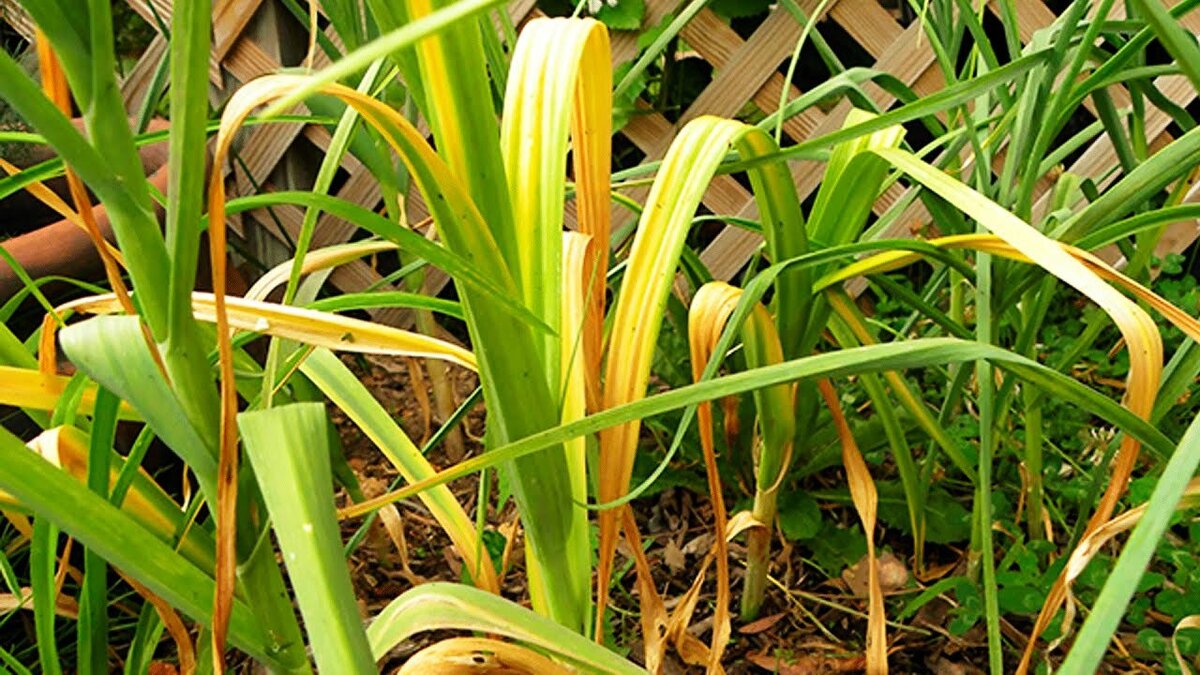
[818,379,886,674]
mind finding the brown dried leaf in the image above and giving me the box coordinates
[663,538,686,573]
[622,507,669,674]
[377,504,425,585]
[819,379,886,674]
[738,612,786,635]
[843,552,909,598]
[665,552,718,670]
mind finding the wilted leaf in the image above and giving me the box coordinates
[739,612,786,635]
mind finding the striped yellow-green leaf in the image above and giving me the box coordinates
[0,366,139,420]
[596,116,805,631]
[501,17,611,384]
[367,583,644,673]
[495,17,612,629]
[62,293,476,370]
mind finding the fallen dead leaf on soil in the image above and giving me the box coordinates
[739,611,787,635]
[681,532,713,557]
[663,538,686,573]
[843,552,909,598]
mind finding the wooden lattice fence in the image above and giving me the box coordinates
[3,0,1199,323]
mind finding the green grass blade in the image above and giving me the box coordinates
[82,0,174,328]
[123,603,165,675]
[1155,340,1200,424]
[975,238,1003,675]
[239,403,376,675]
[737,48,1053,171]
[740,301,796,621]
[801,108,904,365]
[261,62,385,407]
[0,643,33,675]
[165,0,213,339]
[156,0,225,466]
[286,63,384,307]
[320,0,368,50]
[1055,123,1200,241]
[1060,409,1200,673]
[0,52,170,335]
[0,322,36,369]
[808,109,905,250]
[0,428,294,670]
[77,389,119,675]
[1128,0,1200,91]
[306,292,462,319]
[31,517,63,675]
[343,386,483,556]
[265,0,507,119]
[736,123,810,360]
[614,0,706,98]
[59,316,218,500]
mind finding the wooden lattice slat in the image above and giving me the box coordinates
[0,0,34,41]
[697,14,939,283]
[214,0,267,62]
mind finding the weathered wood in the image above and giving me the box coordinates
[682,9,825,141]
[700,16,938,282]
[0,0,34,41]
[120,34,168,110]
